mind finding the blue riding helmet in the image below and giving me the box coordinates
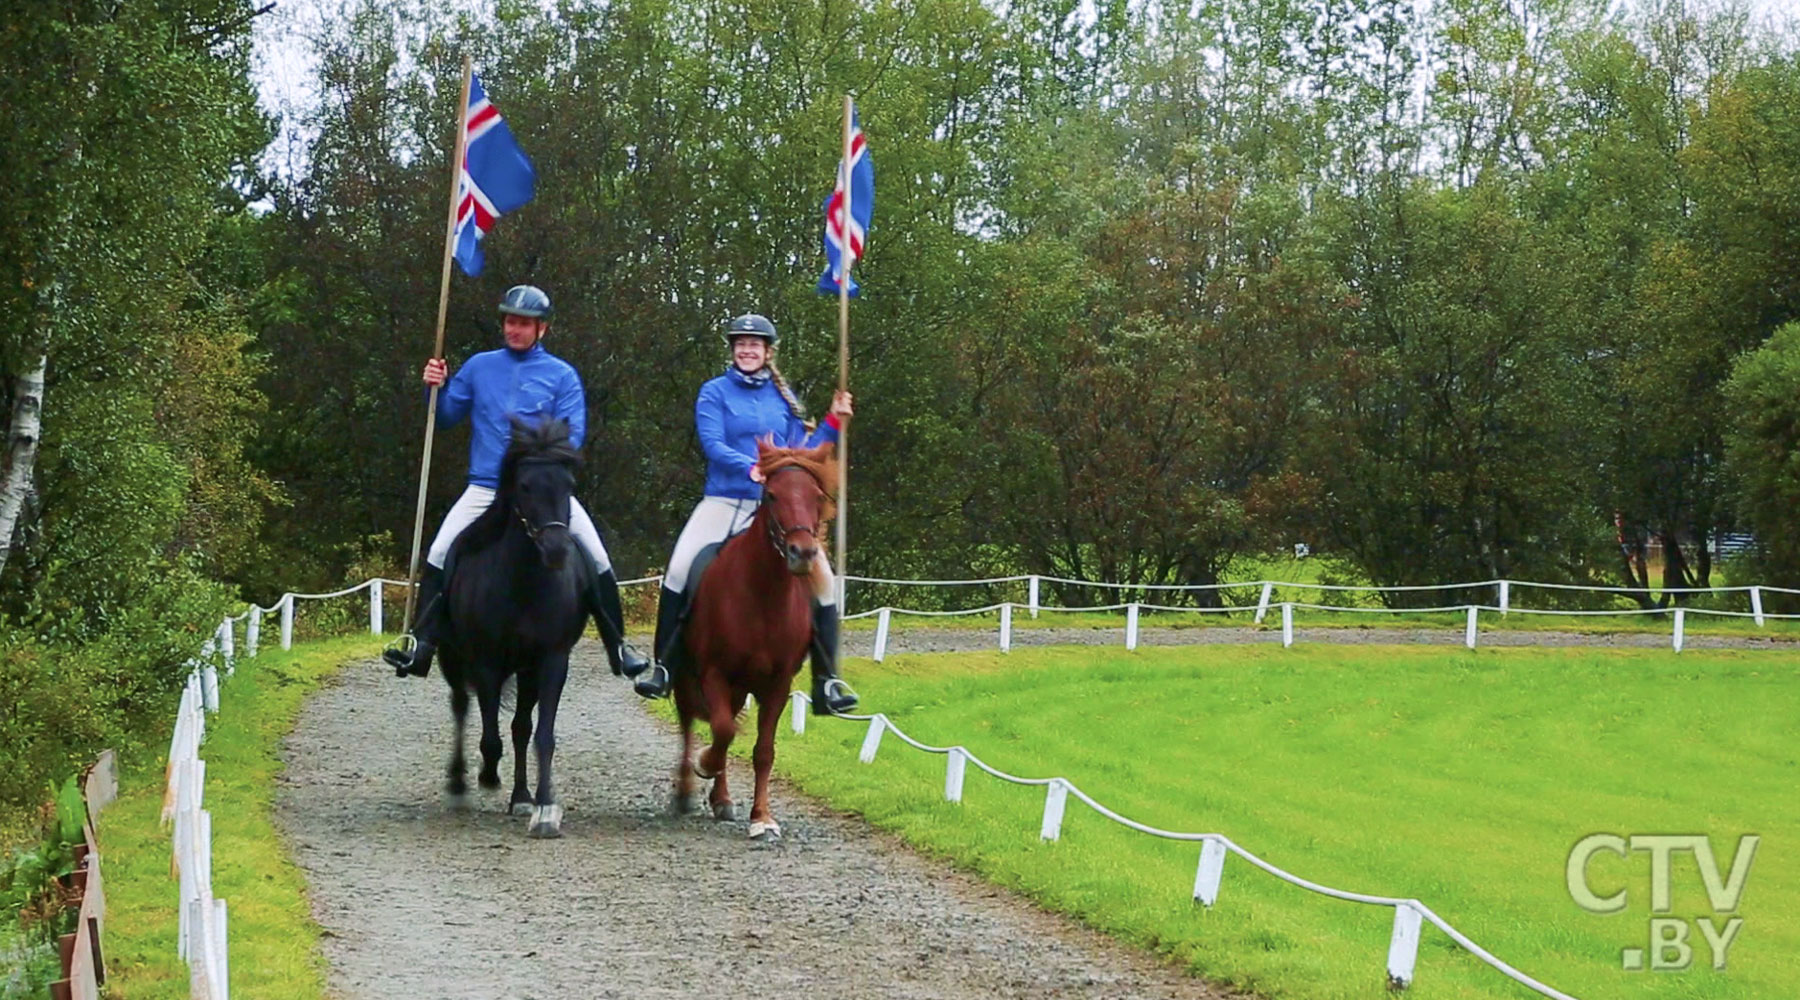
[499,285,553,319]
[723,313,778,346]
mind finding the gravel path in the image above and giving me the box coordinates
[277,643,1245,1000]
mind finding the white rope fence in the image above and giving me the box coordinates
[784,692,1581,998]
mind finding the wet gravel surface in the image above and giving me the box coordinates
[277,643,1245,1000]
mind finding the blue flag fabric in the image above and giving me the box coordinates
[818,106,874,296]
[453,74,536,277]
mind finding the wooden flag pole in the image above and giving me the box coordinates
[834,94,853,665]
[402,54,474,630]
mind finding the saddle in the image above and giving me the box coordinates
[660,541,723,674]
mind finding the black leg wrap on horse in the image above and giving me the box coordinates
[634,587,686,700]
[585,559,650,678]
[383,564,445,678]
[809,602,858,715]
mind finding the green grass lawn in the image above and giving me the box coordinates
[760,645,1799,1000]
[97,635,381,1000]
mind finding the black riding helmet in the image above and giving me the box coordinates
[499,284,553,319]
[723,313,778,346]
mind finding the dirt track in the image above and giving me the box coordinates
[276,641,1246,1000]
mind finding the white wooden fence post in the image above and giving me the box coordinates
[1386,901,1423,989]
[1193,837,1227,907]
[279,594,294,651]
[1751,586,1764,627]
[369,579,383,634]
[1464,606,1478,649]
[1672,607,1685,653]
[1039,778,1068,841]
[1281,603,1294,648]
[213,898,230,999]
[873,607,891,662]
[999,603,1012,653]
[245,607,260,658]
[858,715,886,763]
[200,660,219,714]
[1498,579,1510,615]
[945,747,966,803]
[790,691,807,734]
[1027,575,1040,618]
[218,619,234,671]
[1254,582,1274,624]
[1126,602,1140,651]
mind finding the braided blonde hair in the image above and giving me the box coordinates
[767,354,816,431]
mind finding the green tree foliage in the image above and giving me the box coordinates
[0,1,272,815]
[243,0,1800,611]
[1722,321,1800,609]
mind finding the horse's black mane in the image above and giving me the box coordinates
[455,418,581,556]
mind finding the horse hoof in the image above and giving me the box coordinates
[748,820,781,841]
[446,791,470,812]
[446,776,467,796]
[478,771,502,791]
[711,800,736,822]
[669,791,697,815]
[527,804,563,838]
[509,795,533,816]
[693,759,718,781]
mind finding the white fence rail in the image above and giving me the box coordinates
[794,694,1581,998]
[162,576,416,998]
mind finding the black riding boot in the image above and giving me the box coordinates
[382,565,446,678]
[633,587,685,700]
[584,557,651,678]
[808,602,858,716]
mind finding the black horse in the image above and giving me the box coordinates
[438,417,588,838]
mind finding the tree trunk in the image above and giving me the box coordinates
[1659,529,1691,606]
[0,353,48,578]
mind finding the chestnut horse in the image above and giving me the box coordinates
[672,440,836,840]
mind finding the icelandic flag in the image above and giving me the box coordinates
[453,74,536,277]
[817,105,874,296]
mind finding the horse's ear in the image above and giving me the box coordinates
[755,435,777,460]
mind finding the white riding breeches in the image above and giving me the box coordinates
[427,485,612,573]
[664,495,834,604]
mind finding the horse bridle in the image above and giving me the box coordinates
[761,465,822,557]
[513,458,570,544]
[516,507,568,544]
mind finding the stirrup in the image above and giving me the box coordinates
[813,677,858,715]
[382,633,419,675]
[633,662,671,700]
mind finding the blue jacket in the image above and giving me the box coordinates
[697,366,839,500]
[437,343,585,488]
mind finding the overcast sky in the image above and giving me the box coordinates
[249,0,1800,176]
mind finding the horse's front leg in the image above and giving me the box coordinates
[476,673,504,791]
[446,683,470,798]
[526,653,569,838]
[509,674,539,816]
[747,679,788,841]
[695,670,739,822]
[671,682,699,815]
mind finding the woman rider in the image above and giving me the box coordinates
[383,284,650,682]
[632,313,859,715]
